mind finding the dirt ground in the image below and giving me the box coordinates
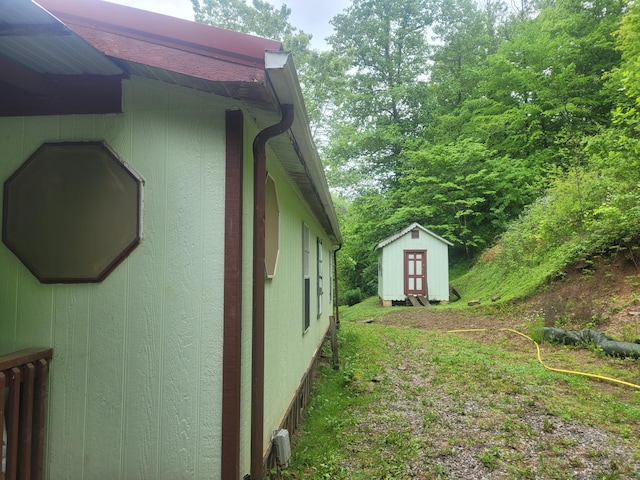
[373,252,640,405]
[379,253,640,339]
[330,254,640,479]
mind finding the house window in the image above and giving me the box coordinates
[265,174,280,278]
[2,142,142,283]
[302,223,310,332]
[411,229,419,239]
[317,237,323,317]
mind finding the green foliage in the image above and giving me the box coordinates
[396,139,539,258]
[332,0,632,298]
[324,0,434,192]
[340,287,363,307]
[193,0,639,304]
[285,316,640,478]
[454,144,640,302]
[192,0,298,41]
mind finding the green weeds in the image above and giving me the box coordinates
[278,302,640,479]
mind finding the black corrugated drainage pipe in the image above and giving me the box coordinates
[250,104,295,480]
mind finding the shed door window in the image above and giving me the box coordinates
[317,237,323,317]
[303,223,310,332]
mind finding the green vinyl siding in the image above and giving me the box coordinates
[0,76,232,480]
[0,74,337,480]
[261,150,334,452]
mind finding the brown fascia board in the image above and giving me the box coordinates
[0,53,50,96]
[0,74,123,116]
[36,0,283,70]
[0,52,124,117]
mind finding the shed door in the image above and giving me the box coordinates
[404,250,426,295]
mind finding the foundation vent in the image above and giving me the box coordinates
[273,429,291,467]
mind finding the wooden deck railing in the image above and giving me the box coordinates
[0,348,53,480]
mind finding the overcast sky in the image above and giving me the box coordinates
[106,0,349,50]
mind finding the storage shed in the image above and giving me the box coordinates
[375,222,453,306]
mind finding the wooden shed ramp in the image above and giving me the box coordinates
[407,295,430,307]
[416,294,431,307]
[407,295,421,306]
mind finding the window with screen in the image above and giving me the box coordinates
[302,223,310,332]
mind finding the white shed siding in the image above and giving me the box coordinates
[377,252,384,299]
[0,76,233,480]
[377,225,451,302]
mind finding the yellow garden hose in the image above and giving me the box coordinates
[447,327,640,390]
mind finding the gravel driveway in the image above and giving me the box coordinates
[330,309,640,479]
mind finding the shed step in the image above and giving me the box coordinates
[407,295,426,307]
[416,294,431,307]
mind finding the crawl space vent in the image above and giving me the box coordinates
[273,429,291,467]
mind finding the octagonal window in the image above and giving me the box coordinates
[2,142,142,283]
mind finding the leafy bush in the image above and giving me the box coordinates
[341,288,363,306]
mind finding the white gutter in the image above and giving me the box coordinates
[264,50,342,245]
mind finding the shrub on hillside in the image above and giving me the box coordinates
[341,288,363,306]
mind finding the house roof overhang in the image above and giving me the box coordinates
[0,0,127,115]
[264,51,342,244]
[35,0,283,112]
[374,222,453,251]
[0,0,341,244]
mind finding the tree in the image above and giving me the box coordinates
[324,0,434,193]
[192,0,295,40]
[394,140,536,258]
[192,0,344,143]
[474,0,623,168]
[335,190,397,298]
[429,0,506,112]
[582,0,640,249]
[608,0,640,132]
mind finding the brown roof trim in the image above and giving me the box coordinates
[0,70,124,117]
[67,23,266,85]
[36,0,283,68]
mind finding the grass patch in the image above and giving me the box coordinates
[450,255,562,305]
[275,302,640,479]
[337,295,393,323]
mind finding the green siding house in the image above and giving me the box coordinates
[0,1,341,479]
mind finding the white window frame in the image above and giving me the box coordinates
[303,223,310,332]
[317,237,323,317]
